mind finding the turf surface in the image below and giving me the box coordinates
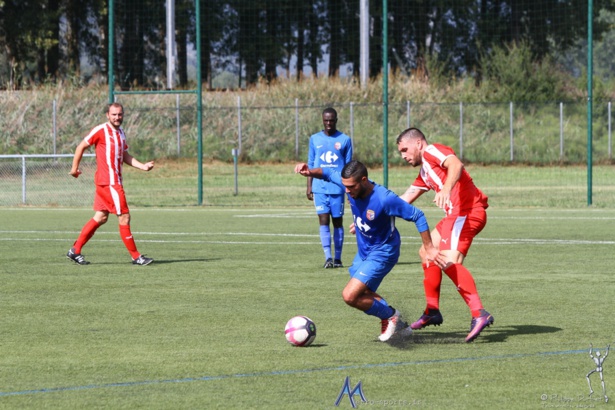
[0,206,614,408]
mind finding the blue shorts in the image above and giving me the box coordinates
[313,193,345,217]
[348,249,399,292]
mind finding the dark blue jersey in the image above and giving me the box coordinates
[308,130,353,195]
[321,168,429,259]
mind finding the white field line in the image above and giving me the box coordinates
[0,230,613,245]
[4,208,615,220]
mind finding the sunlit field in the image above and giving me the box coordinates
[1,205,613,408]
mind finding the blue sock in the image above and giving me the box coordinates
[333,226,344,260]
[364,299,395,320]
[319,225,332,260]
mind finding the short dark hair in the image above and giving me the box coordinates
[396,127,425,144]
[322,107,337,118]
[107,102,124,113]
[341,160,368,180]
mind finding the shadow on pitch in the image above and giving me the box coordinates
[145,258,221,264]
[65,258,221,266]
[479,324,562,343]
[395,261,423,266]
[387,324,562,349]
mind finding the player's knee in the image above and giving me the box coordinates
[442,261,455,271]
[342,289,359,306]
[97,214,109,225]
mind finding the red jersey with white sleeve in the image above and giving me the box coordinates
[412,143,488,215]
[84,122,128,186]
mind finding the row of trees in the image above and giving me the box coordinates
[1,0,614,90]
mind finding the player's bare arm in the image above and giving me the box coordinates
[69,140,91,178]
[306,177,314,200]
[434,155,464,210]
[123,152,154,171]
[419,230,445,268]
[294,163,323,179]
[400,185,425,203]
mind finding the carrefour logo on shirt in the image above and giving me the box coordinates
[320,151,339,163]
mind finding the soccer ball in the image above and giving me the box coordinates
[284,316,316,347]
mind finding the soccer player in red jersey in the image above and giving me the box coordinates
[66,103,154,266]
[396,127,493,342]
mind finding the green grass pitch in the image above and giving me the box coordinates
[0,206,614,409]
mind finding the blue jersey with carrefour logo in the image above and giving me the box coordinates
[308,130,352,195]
[321,168,430,259]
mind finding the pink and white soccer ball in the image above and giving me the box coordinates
[284,316,316,347]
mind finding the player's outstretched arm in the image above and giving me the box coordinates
[123,152,154,171]
[400,184,426,204]
[294,163,323,179]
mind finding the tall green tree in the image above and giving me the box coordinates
[41,0,60,80]
[194,0,225,88]
[306,0,325,77]
[1,0,54,87]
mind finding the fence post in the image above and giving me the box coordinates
[237,96,242,156]
[295,98,299,159]
[53,99,57,156]
[609,101,612,159]
[510,102,514,162]
[21,156,26,204]
[459,102,463,160]
[176,94,181,156]
[232,148,238,196]
[560,102,564,160]
[350,102,354,153]
[406,100,410,128]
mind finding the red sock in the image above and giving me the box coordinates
[119,224,140,259]
[422,263,442,312]
[444,264,483,317]
[73,218,101,253]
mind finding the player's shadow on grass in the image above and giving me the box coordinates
[395,261,423,266]
[387,325,562,349]
[480,324,562,343]
[67,258,221,266]
[142,258,221,264]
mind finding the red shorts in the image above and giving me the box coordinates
[436,207,487,256]
[93,185,130,215]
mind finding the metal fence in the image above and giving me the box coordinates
[17,97,615,165]
[2,98,615,207]
[0,155,96,206]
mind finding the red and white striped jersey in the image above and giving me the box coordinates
[412,143,488,215]
[84,122,129,186]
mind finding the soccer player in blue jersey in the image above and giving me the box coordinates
[306,108,353,269]
[295,160,442,342]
